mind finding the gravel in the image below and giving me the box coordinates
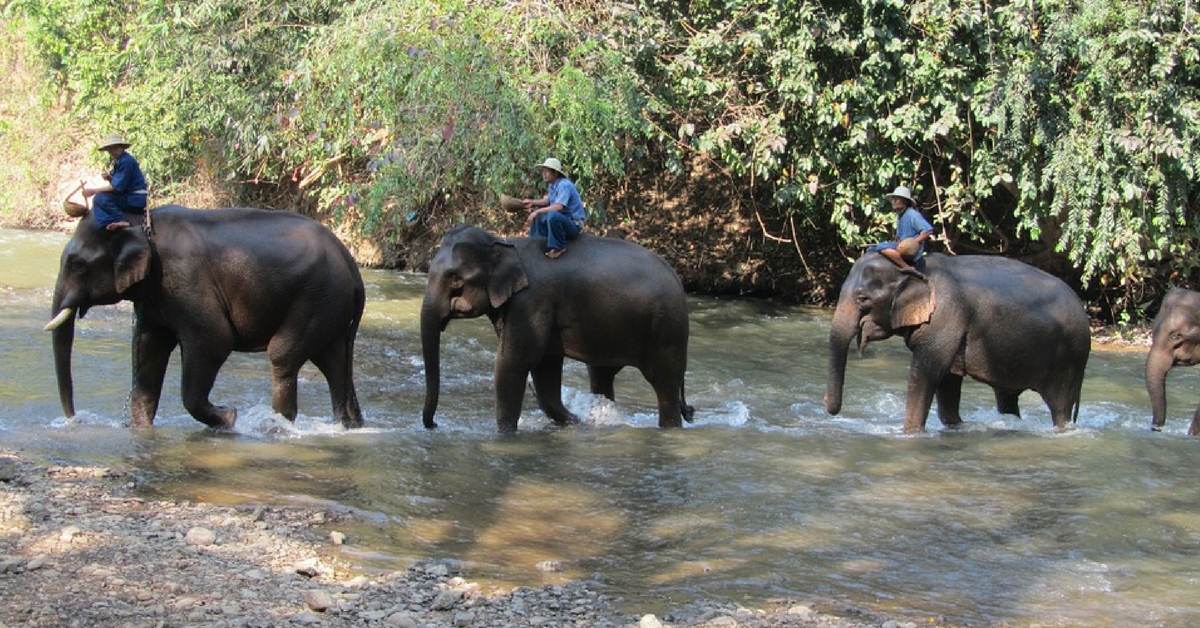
[0,449,964,628]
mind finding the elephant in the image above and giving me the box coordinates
[46,205,365,429]
[825,252,1091,432]
[421,226,693,432]
[1146,288,1200,435]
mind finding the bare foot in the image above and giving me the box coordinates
[545,248,566,259]
[899,267,927,281]
[105,221,131,231]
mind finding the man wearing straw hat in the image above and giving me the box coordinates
[521,157,586,259]
[82,133,148,231]
[866,185,933,279]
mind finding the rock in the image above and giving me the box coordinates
[0,457,17,482]
[787,604,816,618]
[640,614,664,628]
[303,589,336,612]
[294,557,321,578]
[431,589,464,610]
[706,617,739,626]
[59,526,82,542]
[384,611,418,627]
[329,531,346,545]
[291,611,322,624]
[453,610,476,626]
[185,527,217,546]
[535,560,561,573]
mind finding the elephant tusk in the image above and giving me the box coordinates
[44,307,76,331]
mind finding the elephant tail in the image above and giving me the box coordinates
[680,381,695,424]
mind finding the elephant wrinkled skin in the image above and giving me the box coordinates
[1146,288,1200,435]
[825,252,1091,432]
[48,206,365,429]
[421,226,692,432]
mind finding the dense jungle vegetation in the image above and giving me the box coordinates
[1,0,1197,323]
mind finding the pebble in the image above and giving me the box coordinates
[303,589,336,612]
[0,457,17,482]
[185,527,217,546]
[640,614,665,628]
[329,531,346,545]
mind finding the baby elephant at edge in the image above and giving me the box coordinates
[826,252,1091,432]
[1146,288,1200,435]
[420,226,693,432]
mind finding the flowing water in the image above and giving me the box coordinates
[3,227,1200,626]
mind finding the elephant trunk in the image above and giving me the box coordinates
[825,294,861,415]
[420,297,446,429]
[1146,346,1173,430]
[49,289,77,419]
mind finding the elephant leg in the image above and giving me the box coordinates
[1190,404,1200,436]
[531,355,580,425]
[639,359,686,429]
[934,374,964,427]
[994,388,1022,417]
[180,344,236,429]
[587,365,620,400]
[902,360,939,433]
[311,341,363,428]
[130,326,178,428]
[494,359,530,433]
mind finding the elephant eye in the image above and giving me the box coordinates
[855,293,871,309]
[446,273,464,290]
[67,258,86,274]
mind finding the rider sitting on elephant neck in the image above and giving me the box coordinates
[867,185,933,280]
[522,157,586,259]
[82,133,148,232]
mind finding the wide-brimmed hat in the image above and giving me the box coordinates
[885,185,915,204]
[97,133,131,151]
[535,157,566,176]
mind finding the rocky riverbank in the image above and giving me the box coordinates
[0,449,969,628]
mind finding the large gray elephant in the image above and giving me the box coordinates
[1146,288,1200,435]
[825,252,1091,432]
[47,206,365,429]
[421,226,692,432]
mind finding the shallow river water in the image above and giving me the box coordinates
[3,227,1200,626]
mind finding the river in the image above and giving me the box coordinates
[3,227,1198,626]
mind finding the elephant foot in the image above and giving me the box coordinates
[197,406,237,430]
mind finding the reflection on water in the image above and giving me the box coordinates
[4,227,1200,626]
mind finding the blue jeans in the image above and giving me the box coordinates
[92,193,146,228]
[529,212,582,250]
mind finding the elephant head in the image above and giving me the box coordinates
[46,215,151,418]
[1146,288,1200,434]
[825,253,935,415]
[421,226,528,428]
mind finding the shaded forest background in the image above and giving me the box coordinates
[1,0,1197,323]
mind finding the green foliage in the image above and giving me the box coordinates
[5,0,1199,317]
[620,0,1200,317]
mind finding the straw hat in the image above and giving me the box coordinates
[97,133,131,151]
[885,186,915,205]
[535,157,566,176]
[499,193,525,211]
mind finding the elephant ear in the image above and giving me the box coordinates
[890,276,936,329]
[487,240,528,309]
[111,229,152,294]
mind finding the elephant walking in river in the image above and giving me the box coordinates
[47,206,365,429]
[421,226,692,432]
[825,252,1091,432]
[1146,288,1200,435]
